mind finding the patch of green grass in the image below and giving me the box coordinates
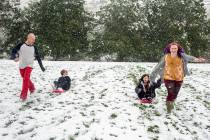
[196,96,202,100]
[133,103,154,110]
[172,123,176,128]
[193,122,199,127]
[83,122,90,128]
[109,133,118,137]
[91,137,103,140]
[80,112,87,117]
[127,65,148,86]
[83,70,103,80]
[2,133,8,136]
[179,129,184,134]
[206,125,210,131]
[90,111,96,116]
[150,136,159,140]
[136,65,147,73]
[127,73,139,85]
[19,101,34,111]
[4,119,17,128]
[147,125,160,133]
[110,113,117,119]
[176,105,181,111]
[192,131,197,134]
[203,100,210,109]
[154,110,161,116]
[101,103,108,107]
[68,136,75,140]
[164,121,168,125]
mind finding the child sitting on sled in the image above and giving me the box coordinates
[135,74,161,103]
[53,69,71,93]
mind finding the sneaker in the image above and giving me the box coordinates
[20,96,27,101]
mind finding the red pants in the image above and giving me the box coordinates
[164,80,183,101]
[19,67,35,100]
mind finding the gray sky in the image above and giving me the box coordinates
[19,0,210,18]
[204,0,210,17]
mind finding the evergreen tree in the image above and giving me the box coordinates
[1,0,31,53]
[0,0,12,27]
[0,1,14,51]
[143,0,209,60]
[93,0,146,61]
[26,0,93,60]
[1,0,209,61]
[3,9,31,51]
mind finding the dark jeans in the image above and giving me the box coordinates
[164,80,183,101]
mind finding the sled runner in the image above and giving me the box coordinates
[139,98,153,104]
[52,89,65,93]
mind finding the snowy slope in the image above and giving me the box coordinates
[0,60,210,140]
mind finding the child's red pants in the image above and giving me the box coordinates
[19,67,35,100]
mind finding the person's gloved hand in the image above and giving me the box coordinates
[14,57,19,62]
[157,78,161,83]
[41,67,45,72]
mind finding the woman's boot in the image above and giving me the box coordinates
[166,101,174,114]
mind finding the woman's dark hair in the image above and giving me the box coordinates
[140,74,150,90]
[164,42,184,57]
[140,74,150,82]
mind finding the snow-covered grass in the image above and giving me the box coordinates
[0,60,210,140]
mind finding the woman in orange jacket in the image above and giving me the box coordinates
[150,42,205,113]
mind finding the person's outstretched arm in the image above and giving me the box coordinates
[64,76,71,90]
[181,53,206,63]
[135,84,142,94]
[150,56,165,82]
[34,46,45,72]
[68,76,71,89]
[152,78,162,89]
[135,84,144,99]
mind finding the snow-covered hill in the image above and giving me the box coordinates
[0,60,210,140]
